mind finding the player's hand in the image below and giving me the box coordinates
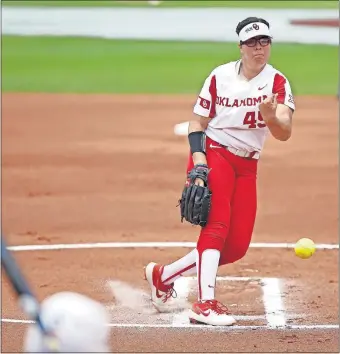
[192,154,208,187]
[194,178,205,186]
[259,94,278,121]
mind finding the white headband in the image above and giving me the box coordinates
[239,22,272,42]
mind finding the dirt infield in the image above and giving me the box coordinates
[1,93,339,352]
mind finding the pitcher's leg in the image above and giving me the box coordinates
[195,144,236,301]
[219,173,257,266]
[161,249,196,285]
[188,143,237,326]
[190,173,254,326]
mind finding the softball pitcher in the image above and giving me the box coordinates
[145,16,295,326]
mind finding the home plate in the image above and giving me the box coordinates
[174,121,189,136]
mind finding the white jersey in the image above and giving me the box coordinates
[193,60,295,152]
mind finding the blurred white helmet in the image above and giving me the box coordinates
[23,292,110,353]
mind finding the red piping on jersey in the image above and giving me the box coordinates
[272,73,286,104]
[208,75,217,118]
[197,249,203,300]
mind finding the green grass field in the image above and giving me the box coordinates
[3,36,338,95]
[2,0,339,9]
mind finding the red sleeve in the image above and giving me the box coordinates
[208,75,217,118]
[272,73,295,111]
[193,73,217,118]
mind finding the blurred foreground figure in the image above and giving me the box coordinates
[24,291,111,352]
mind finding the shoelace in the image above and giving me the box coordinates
[204,300,231,315]
[162,285,177,303]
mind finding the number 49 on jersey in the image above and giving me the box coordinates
[243,111,266,129]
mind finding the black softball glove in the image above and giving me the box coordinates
[178,164,212,227]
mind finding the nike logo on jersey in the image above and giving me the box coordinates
[209,144,222,149]
[258,84,268,90]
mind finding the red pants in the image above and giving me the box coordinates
[187,136,258,265]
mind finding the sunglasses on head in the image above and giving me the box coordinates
[240,36,272,47]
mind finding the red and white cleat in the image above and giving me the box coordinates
[188,300,236,326]
[144,262,178,313]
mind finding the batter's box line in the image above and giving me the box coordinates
[1,319,338,331]
[173,276,286,328]
[7,241,339,252]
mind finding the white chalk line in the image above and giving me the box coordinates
[7,241,339,252]
[174,314,270,323]
[1,319,338,330]
[261,278,286,328]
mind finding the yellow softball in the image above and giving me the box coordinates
[294,238,316,259]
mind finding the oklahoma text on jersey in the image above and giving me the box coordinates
[215,95,268,108]
[193,60,295,153]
